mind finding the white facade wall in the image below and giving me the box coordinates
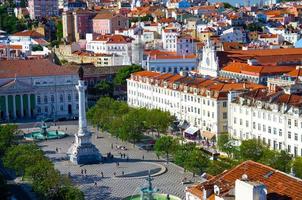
[229,100,302,156]
[162,30,179,52]
[142,57,198,74]
[127,78,228,134]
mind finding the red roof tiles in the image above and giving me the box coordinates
[187,160,302,200]
[0,59,77,79]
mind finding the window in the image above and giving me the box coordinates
[268,126,271,133]
[288,119,291,126]
[44,96,48,104]
[234,117,237,124]
[68,94,71,102]
[37,96,41,104]
[279,129,282,136]
[295,120,298,127]
[246,121,249,127]
[240,119,242,125]
[60,94,64,102]
[288,131,292,139]
[258,124,261,131]
[51,95,54,103]
[223,112,227,119]
[253,122,256,129]
[263,125,266,132]
[273,128,277,135]
[288,145,291,153]
[223,102,227,107]
[295,133,298,141]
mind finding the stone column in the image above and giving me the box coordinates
[76,80,87,136]
[12,95,16,119]
[5,95,9,120]
[27,94,31,118]
[20,94,24,117]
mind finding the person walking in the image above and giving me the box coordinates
[81,169,83,175]
[84,168,87,175]
[101,171,104,178]
[142,155,144,160]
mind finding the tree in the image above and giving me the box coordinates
[119,109,145,144]
[95,80,114,97]
[293,157,302,179]
[56,20,63,42]
[259,149,292,173]
[239,139,265,162]
[32,44,43,51]
[206,160,233,176]
[154,136,177,163]
[184,149,209,176]
[0,173,9,199]
[0,124,17,155]
[113,65,142,86]
[146,109,172,136]
[173,143,195,167]
[3,144,44,176]
[57,185,84,200]
[246,22,263,32]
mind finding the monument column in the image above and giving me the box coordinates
[67,66,101,165]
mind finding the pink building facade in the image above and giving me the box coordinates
[92,14,129,35]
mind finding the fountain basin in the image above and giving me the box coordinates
[123,194,181,200]
[24,130,67,141]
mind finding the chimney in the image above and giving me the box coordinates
[235,178,267,200]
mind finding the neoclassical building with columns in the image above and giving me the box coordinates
[0,59,79,122]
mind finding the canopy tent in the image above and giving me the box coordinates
[201,131,216,140]
[183,126,200,140]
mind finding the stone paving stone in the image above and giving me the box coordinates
[25,125,202,200]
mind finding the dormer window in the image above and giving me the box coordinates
[173,84,177,89]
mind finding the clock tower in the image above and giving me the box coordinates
[198,38,219,77]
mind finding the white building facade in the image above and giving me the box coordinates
[0,59,79,122]
[127,71,264,136]
[229,89,302,156]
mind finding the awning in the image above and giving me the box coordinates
[202,131,216,140]
[184,126,200,135]
[178,120,190,129]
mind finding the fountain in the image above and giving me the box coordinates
[123,171,181,200]
[24,121,67,141]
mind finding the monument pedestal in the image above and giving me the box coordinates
[67,76,101,165]
[68,133,101,164]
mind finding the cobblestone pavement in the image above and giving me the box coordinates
[24,124,202,200]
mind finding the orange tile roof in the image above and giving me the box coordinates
[12,30,44,38]
[286,67,302,77]
[187,160,302,200]
[129,71,264,99]
[0,59,77,79]
[221,62,295,76]
[145,50,197,60]
[0,44,22,50]
[106,35,133,44]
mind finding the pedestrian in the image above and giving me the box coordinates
[101,171,104,178]
[113,172,116,177]
[122,171,124,176]
[94,181,97,187]
[81,169,83,175]
[84,168,87,175]
[55,147,58,152]
[120,153,122,158]
[142,155,144,160]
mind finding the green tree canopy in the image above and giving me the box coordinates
[154,136,177,163]
[0,124,17,155]
[173,142,195,167]
[94,80,114,97]
[239,139,266,162]
[293,157,302,179]
[184,149,209,176]
[113,65,142,86]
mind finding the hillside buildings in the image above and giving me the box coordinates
[28,0,59,19]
